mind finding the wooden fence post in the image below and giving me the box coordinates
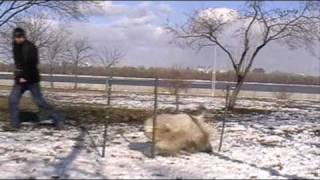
[102,76,112,157]
[151,78,159,158]
[218,85,230,152]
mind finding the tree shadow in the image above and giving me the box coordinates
[19,158,108,179]
[85,129,103,157]
[128,143,204,178]
[142,163,203,179]
[52,127,87,179]
[53,126,108,179]
[129,140,304,179]
[234,114,319,148]
[5,126,108,179]
[211,152,307,179]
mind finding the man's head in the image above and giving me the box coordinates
[13,27,26,44]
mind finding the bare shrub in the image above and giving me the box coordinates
[64,37,93,89]
[165,66,191,112]
[274,91,293,100]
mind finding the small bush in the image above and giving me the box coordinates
[274,91,293,100]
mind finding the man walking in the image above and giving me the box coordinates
[8,27,64,130]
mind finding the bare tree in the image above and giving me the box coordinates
[64,37,92,89]
[168,1,320,110]
[96,45,125,90]
[0,1,91,28]
[283,6,320,88]
[0,29,12,64]
[0,0,97,66]
[0,12,72,88]
[0,13,58,59]
[44,27,70,88]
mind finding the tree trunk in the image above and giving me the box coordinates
[49,64,54,89]
[74,74,78,90]
[74,63,78,90]
[50,73,54,89]
[227,76,245,110]
[105,76,108,91]
[175,89,180,113]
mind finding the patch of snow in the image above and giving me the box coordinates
[0,91,319,179]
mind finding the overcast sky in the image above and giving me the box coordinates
[71,1,320,76]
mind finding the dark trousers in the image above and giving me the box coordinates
[8,82,63,128]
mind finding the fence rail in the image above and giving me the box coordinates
[0,73,319,94]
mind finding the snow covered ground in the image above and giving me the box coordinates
[0,90,319,179]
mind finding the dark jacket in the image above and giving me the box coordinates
[13,40,40,83]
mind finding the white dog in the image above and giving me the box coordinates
[144,113,213,156]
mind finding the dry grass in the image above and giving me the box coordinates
[0,95,275,126]
[0,96,153,125]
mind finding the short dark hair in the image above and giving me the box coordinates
[13,27,26,38]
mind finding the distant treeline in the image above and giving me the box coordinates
[0,63,319,85]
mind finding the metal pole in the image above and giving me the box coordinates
[107,77,112,106]
[218,85,230,152]
[211,46,217,97]
[102,76,112,158]
[318,25,320,101]
[151,78,159,158]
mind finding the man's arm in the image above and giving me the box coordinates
[12,47,27,82]
[29,43,39,66]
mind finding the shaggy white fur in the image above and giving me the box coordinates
[144,113,213,156]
